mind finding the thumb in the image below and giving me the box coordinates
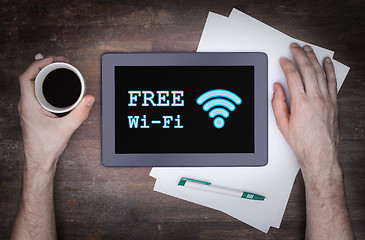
[271,83,289,137]
[64,94,95,132]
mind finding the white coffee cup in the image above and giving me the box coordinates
[35,62,85,114]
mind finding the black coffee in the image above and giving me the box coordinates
[42,68,81,108]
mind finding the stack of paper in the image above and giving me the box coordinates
[150,8,350,233]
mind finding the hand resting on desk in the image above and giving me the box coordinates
[272,42,354,240]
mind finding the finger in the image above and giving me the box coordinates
[19,56,69,86]
[290,42,320,96]
[63,95,95,132]
[19,56,70,104]
[272,83,290,138]
[279,57,305,103]
[323,57,337,105]
[49,56,70,63]
[303,45,329,98]
[19,56,55,100]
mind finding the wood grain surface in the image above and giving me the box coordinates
[0,0,364,239]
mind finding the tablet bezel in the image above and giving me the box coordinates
[102,52,267,167]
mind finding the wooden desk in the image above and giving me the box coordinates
[0,1,364,239]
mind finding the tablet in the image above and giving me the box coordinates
[102,52,267,167]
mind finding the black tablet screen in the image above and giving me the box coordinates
[115,66,254,154]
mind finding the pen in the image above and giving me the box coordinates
[178,177,266,201]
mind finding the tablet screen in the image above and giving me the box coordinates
[115,66,254,154]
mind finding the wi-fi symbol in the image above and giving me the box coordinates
[196,89,242,129]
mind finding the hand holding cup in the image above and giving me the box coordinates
[18,56,94,171]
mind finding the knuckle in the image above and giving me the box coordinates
[295,96,310,111]
[47,56,55,62]
[271,98,279,110]
[80,113,88,123]
[287,70,301,81]
[303,64,315,76]
[18,74,25,82]
[17,101,22,113]
[317,69,326,80]
[306,51,316,60]
[298,102,310,113]
[306,49,315,56]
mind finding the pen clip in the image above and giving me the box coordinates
[178,177,211,186]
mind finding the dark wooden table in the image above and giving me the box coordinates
[1,1,364,239]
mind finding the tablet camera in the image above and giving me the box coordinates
[196,89,242,129]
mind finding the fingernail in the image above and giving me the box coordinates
[86,97,95,107]
[35,53,44,60]
[291,42,300,48]
[325,57,332,64]
[303,45,312,52]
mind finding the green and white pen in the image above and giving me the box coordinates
[178,177,266,201]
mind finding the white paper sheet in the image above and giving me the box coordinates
[150,8,350,233]
[153,178,271,232]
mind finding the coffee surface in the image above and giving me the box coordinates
[42,68,81,108]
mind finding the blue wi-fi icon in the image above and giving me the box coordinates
[196,89,242,129]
